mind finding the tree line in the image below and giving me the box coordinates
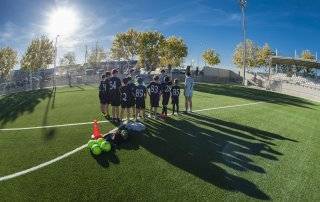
[232,39,317,71]
[0,32,317,79]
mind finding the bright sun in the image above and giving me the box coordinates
[46,7,79,37]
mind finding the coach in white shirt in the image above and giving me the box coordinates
[184,71,194,113]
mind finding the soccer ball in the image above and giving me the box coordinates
[100,141,111,152]
[91,144,102,155]
[87,139,96,148]
[97,138,105,146]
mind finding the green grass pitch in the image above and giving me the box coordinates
[0,83,320,201]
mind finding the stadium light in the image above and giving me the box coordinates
[53,35,60,87]
[239,0,247,86]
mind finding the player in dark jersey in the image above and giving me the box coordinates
[171,79,181,115]
[135,77,147,120]
[147,75,161,118]
[127,76,136,120]
[109,69,122,122]
[99,74,108,116]
[161,76,171,117]
[104,71,111,118]
[120,77,131,121]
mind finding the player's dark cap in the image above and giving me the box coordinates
[105,71,111,76]
[112,69,118,75]
[161,69,165,73]
[102,74,106,79]
[153,75,159,81]
[137,77,143,84]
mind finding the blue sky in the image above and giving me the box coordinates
[1,0,320,70]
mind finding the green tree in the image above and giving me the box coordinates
[0,47,18,77]
[257,43,273,68]
[88,43,106,68]
[202,48,220,67]
[110,28,139,61]
[160,36,188,70]
[138,31,165,71]
[60,52,76,66]
[233,39,259,68]
[60,51,76,87]
[300,50,315,61]
[21,35,55,71]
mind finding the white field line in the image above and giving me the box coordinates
[0,102,263,131]
[0,120,110,131]
[0,101,264,182]
[0,144,87,182]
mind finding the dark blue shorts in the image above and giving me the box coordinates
[121,101,131,108]
[99,93,110,105]
[171,96,179,104]
[136,99,145,109]
[150,95,160,108]
[111,93,121,107]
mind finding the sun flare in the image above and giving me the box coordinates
[46,7,79,37]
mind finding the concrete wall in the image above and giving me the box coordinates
[280,82,320,102]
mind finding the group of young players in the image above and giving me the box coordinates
[99,68,190,123]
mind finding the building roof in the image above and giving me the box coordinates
[271,56,320,69]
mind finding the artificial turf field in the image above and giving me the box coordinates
[0,83,320,201]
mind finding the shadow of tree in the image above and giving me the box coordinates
[0,89,52,127]
[123,114,297,200]
[194,83,315,108]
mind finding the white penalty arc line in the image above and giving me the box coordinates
[0,101,263,182]
[0,102,263,132]
[0,144,87,182]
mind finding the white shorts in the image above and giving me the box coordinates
[184,90,193,98]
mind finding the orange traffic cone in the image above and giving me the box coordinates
[92,120,102,139]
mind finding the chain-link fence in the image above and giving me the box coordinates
[0,60,139,95]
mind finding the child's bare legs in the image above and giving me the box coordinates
[149,106,153,118]
[185,97,188,112]
[120,108,124,120]
[141,109,145,119]
[126,108,130,121]
[185,97,192,112]
[106,104,110,116]
[135,108,139,121]
[132,107,136,119]
[189,98,192,112]
[100,104,106,115]
[112,106,116,118]
[115,106,120,119]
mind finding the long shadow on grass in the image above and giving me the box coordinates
[0,89,52,127]
[195,83,314,108]
[42,87,57,140]
[126,114,297,200]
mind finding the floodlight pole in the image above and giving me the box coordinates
[240,0,247,86]
[53,35,60,88]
